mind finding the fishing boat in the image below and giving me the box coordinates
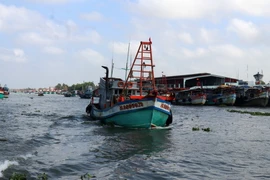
[3,85,9,98]
[79,86,92,99]
[234,86,269,107]
[204,85,236,106]
[38,91,44,96]
[86,38,173,129]
[173,87,207,105]
[0,87,4,99]
[64,92,72,97]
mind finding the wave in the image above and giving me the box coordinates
[0,160,19,177]
[19,153,33,160]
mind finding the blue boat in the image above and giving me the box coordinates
[79,87,92,99]
[0,89,4,99]
[86,38,172,129]
[204,85,236,106]
[3,85,9,98]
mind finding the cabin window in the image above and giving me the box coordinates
[128,90,131,95]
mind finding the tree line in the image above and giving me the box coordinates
[54,81,97,92]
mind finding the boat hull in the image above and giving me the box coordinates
[90,98,171,129]
[235,91,269,107]
[205,93,236,106]
[173,95,206,105]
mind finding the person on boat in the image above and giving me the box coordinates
[118,94,125,102]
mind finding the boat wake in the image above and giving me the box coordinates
[0,160,19,177]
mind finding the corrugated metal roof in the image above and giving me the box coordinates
[155,72,238,81]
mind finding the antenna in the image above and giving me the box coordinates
[129,53,132,69]
[246,65,248,80]
[125,41,130,80]
[110,43,114,78]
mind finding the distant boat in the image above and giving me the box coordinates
[64,91,75,97]
[3,85,9,98]
[86,38,173,129]
[0,87,4,99]
[79,87,92,99]
[38,92,44,96]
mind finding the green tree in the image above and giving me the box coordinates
[55,83,62,90]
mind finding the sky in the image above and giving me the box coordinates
[1,0,270,88]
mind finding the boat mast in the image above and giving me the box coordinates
[125,41,130,80]
[111,43,114,78]
[124,38,155,96]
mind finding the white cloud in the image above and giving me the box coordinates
[78,48,105,65]
[130,0,270,20]
[0,48,27,62]
[177,32,193,44]
[43,46,65,55]
[209,44,244,58]
[25,0,79,4]
[80,12,104,21]
[232,0,270,16]
[109,42,130,55]
[227,18,259,40]
[70,30,102,44]
[130,0,224,19]
[199,28,219,44]
[18,32,53,46]
[0,4,43,32]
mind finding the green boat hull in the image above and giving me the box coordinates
[90,98,172,129]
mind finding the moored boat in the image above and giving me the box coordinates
[173,87,206,105]
[38,91,44,96]
[86,38,172,129]
[234,86,269,107]
[64,92,72,97]
[79,87,92,99]
[3,85,9,98]
[0,87,4,99]
[204,85,236,106]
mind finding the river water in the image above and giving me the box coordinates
[1,93,270,180]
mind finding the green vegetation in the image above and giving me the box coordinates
[80,173,96,179]
[192,127,211,132]
[202,127,210,132]
[227,109,270,116]
[9,173,27,180]
[54,81,96,92]
[192,127,200,131]
[37,173,48,180]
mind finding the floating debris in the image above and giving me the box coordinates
[0,138,7,141]
[9,172,27,180]
[38,173,48,180]
[192,127,200,131]
[80,173,96,179]
[202,127,211,132]
[192,127,211,132]
[227,109,270,116]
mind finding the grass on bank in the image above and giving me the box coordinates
[227,109,270,116]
